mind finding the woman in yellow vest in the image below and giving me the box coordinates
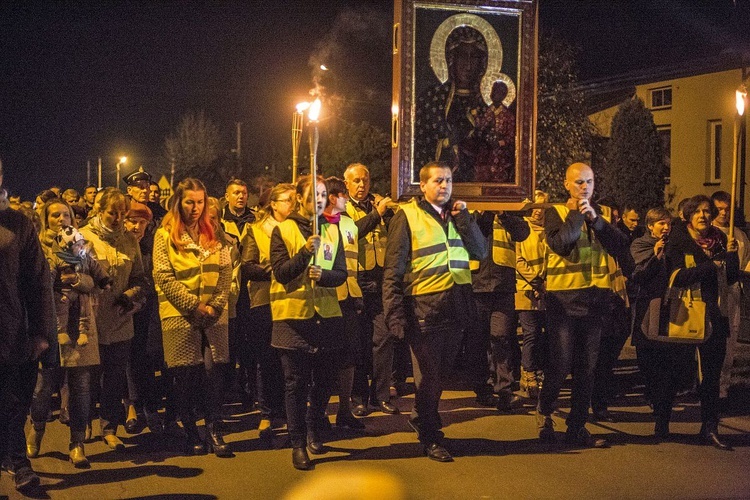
[240,182,295,441]
[269,175,347,470]
[153,178,233,457]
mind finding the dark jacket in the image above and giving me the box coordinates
[664,223,739,328]
[0,208,55,365]
[544,202,631,316]
[383,198,487,339]
[630,233,670,347]
[270,212,347,350]
[472,211,530,294]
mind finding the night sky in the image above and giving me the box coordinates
[2,0,749,199]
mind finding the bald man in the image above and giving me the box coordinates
[536,162,629,448]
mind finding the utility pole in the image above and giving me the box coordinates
[87,160,91,187]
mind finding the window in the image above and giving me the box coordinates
[708,120,722,183]
[657,126,671,183]
[650,86,672,109]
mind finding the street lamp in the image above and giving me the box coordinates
[116,156,127,188]
[729,84,747,237]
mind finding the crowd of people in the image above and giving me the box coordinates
[0,156,745,491]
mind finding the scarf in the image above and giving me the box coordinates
[690,224,725,257]
[323,211,341,224]
[86,215,122,246]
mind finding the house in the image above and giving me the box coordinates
[585,56,749,213]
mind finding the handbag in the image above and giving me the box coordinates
[641,269,712,344]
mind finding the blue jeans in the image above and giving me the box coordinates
[30,366,92,443]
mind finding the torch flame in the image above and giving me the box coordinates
[308,98,322,122]
[296,102,310,113]
[391,103,399,116]
[737,85,747,117]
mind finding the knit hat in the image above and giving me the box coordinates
[126,200,153,221]
[55,225,85,252]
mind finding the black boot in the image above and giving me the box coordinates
[306,428,325,455]
[654,418,670,441]
[183,422,206,455]
[205,421,232,457]
[292,447,312,470]
[701,422,733,451]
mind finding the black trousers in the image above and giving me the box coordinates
[538,309,602,430]
[591,297,631,411]
[489,292,520,395]
[127,307,164,414]
[278,348,338,448]
[463,291,493,395]
[519,310,546,372]
[407,325,462,445]
[248,305,284,420]
[0,360,37,471]
[99,340,131,436]
[354,291,394,405]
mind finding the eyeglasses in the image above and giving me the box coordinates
[273,198,293,203]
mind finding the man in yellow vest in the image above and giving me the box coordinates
[383,161,486,462]
[537,162,629,448]
[344,163,400,415]
[220,178,256,406]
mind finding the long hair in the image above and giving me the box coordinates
[39,198,76,235]
[256,183,296,222]
[161,178,216,250]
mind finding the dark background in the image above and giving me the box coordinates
[1,0,749,199]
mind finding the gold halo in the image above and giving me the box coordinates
[429,13,510,106]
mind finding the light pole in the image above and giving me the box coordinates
[116,156,127,188]
[729,84,747,238]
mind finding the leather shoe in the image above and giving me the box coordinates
[654,419,671,441]
[26,427,45,458]
[292,447,312,470]
[703,428,733,451]
[13,466,41,492]
[424,443,453,462]
[474,393,497,407]
[336,411,365,430]
[376,400,399,414]
[69,442,90,468]
[102,434,125,452]
[307,430,325,455]
[124,417,140,434]
[352,403,368,416]
[496,393,522,412]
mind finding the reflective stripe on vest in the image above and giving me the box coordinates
[545,204,612,292]
[155,229,222,320]
[269,219,342,320]
[345,201,386,270]
[493,220,516,268]
[516,220,546,292]
[336,215,363,300]
[247,219,276,308]
[400,199,471,296]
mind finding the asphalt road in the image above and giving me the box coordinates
[2,344,749,500]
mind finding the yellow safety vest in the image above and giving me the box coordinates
[336,214,363,301]
[400,199,471,296]
[155,229,222,320]
[346,200,386,271]
[247,218,277,308]
[493,218,516,268]
[269,219,342,320]
[221,217,247,247]
[516,219,546,292]
[545,204,613,292]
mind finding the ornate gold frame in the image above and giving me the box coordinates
[392,0,538,209]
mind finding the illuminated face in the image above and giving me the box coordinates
[689,202,713,235]
[207,205,220,228]
[564,164,594,201]
[622,209,640,231]
[149,184,160,203]
[180,189,205,226]
[713,200,729,227]
[84,187,97,205]
[270,190,295,222]
[100,198,128,230]
[345,167,370,202]
[127,180,149,203]
[420,166,453,206]
[124,216,149,241]
[226,183,248,212]
[297,182,327,217]
[47,203,72,232]
[330,192,349,213]
[63,191,79,205]
[648,218,672,239]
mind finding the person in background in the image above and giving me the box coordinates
[80,188,146,452]
[241,183,295,442]
[82,185,98,216]
[0,158,55,492]
[269,175,347,470]
[153,178,233,457]
[710,190,750,406]
[62,189,80,207]
[149,181,161,205]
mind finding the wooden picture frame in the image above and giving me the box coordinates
[391,0,538,209]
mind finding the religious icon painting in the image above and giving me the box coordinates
[392,0,538,209]
[346,230,355,245]
[323,243,333,261]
